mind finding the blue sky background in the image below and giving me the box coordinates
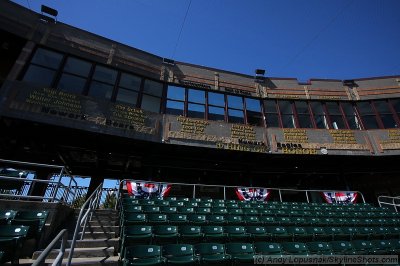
[12,0,400,82]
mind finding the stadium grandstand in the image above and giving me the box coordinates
[1,0,400,265]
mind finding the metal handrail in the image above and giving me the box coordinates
[67,183,103,266]
[31,229,68,266]
[378,195,400,212]
[120,179,366,203]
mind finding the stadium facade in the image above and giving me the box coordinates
[1,0,400,202]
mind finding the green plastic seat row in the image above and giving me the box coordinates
[0,225,30,264]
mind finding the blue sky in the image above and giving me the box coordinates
[13,0,400,81]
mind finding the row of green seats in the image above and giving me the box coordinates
[121,205,399,219]
[122,240,400,266]
[121,212,400,227]
[121,224,400,248]
[0,210,49,238]
[0,225,30,264]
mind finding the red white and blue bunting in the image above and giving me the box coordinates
[126,181,171,199]
[322,191,357,204]
[235,187,270,201]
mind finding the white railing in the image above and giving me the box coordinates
[0,159,79,205]
[67,183,103,265]
[118,179,366,203]
[31,229,68,266]
[378,195,400,212]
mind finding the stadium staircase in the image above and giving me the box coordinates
[19,209,119,265]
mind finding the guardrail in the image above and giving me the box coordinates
[0,159,79,205]
[118,179,366,203]
[67,183,103,265]
[31,229,68,266]
[378,195,400,212]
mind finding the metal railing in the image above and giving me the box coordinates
[31,229,68,266]
[67,183,103,266]
[378,195,400,212]
[119,179,366,203]
[0,159,79,205]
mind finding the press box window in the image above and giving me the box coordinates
[23,48,63,87]
[326,102,346,129]
[208,92,225,121]
[140,80,163,113]
[245,98,263,126]
[373,100,397,128]
[279,101,295,128]
[187,89,205,119]
[357,101,379,129]
[116,73,141,106]
[57,57,92,94]
[263,100,279,128]
[341,102,361,130]
[166,86,185,116]
[295,101,313,128]
[88,65,117,100]
[311,102,328,129]
[227,95,244,124]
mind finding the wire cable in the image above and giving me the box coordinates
[171,0,192,59]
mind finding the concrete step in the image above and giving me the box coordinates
[86,225,119,233]
[88,220,118,226]
[32,247,116,260]
[19,256,119,266]
[67,238,119,248]
[79,231,116,239]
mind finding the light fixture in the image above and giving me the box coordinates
[343,80,356,87]
[255,69,265,83]
[163,58,175,66]
[40,5,58,23]
[255,69,265,76]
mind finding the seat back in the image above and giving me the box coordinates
[254,242,282,255]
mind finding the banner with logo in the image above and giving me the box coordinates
[322,191,357,204]
[235,187,270,201]
[126,181,171,199]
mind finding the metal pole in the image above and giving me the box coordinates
[278,189,282,202]
[305,190,310,203]
[223,186,226,200]
[193,185,196,199]
[394,198,398,213]
[51,168,64,202]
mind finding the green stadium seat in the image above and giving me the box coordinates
[372,226,389,239]
[258,209,272,216]
[196,208,211,215]
[154,200,169,207]
[189,198,201,203]
[202,226,225,242]
[330,241,354,255]
[254,242,282,256]
[225,226,248,242]
[226,203,239,209]
[389,239,400,254]
[276,217,293,226]
[371,240,392,255]
[169,201,184,207]
[123,245,165,266]
[160,206,177,214]
[0,225,30,264]
[286,226,310,242]
[138,200,155,206]
[225,243,255,265]
[351,240,373,254]
[238,203,251,209]
[166,197,177,201]
[207,215,225,225]
[293,217,306,225]
[281,242,309,255]
[306,242,333,255]
[244,216,260,225]
[214,199,225,204]
[168,214,187,224]
[185,202,198,208]
[163,244,198,265]
[199,202,212,208]
[212,203,225,208]
[355,227,374,240]
[306,217,321,225]
[177,207,194,214]
[179,225,202,243]
[147,214,167,224]
[305,227,328,241]
[324,227,346,241]
[11,210,49,237]
[153,225,178,244]
[212,208,228,215]
[341,227,358,240]
[0,210,16,225]
[225,200,236,204]
[388,227,400,238]
[228,208,243,215]
[123,205,142,213]
[187,214,206,224]
[243,209,258,216]
[202,199,213,203]
[122,225,152,253]
[122,198,139,206]
[142,206,160,213]
[225,215,243,225]
[266,226,291,241]
[195,243,230,265]
[124,213,146,225]
[275,210,289,217]
[246,226,269,241]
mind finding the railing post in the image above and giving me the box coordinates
[193,185,196,199]
[223,186,226,200]
[305,190,310,203]
[394,198,398,213]
[278,189,283,202]
[51,167,64,202]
